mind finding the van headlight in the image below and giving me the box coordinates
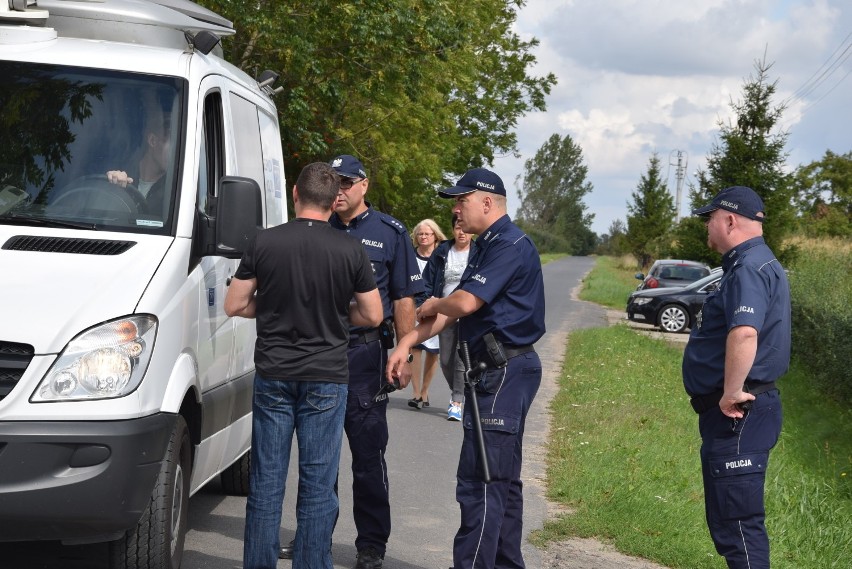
[32,316,157,402]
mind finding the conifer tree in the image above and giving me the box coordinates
[626,153,675,268]
[674,57,794,262]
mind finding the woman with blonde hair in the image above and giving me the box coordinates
[407,218,446,409]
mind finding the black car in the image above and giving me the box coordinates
[626,271,723,333]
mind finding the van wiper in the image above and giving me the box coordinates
[0,213,97,230]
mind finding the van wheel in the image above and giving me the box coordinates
[108,416,191,569]
[220,451,250,496]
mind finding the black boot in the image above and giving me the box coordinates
[354,546,383,569]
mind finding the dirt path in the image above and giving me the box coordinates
[529,287,673,569]
[540,537,670,568]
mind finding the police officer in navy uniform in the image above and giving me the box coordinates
[387,168,545,569]
[329,154,424,569]
[684,186,791,569]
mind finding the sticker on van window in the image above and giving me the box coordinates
[265,157,282,199]
[136,219,164,227]
[208,288,215,307]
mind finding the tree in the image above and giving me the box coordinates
[198,1,556,226]
[516,133,595,254]
[673,57,795,263]
[625,153,675,268]
[0,62,102,197]
[596,219,629,256]
[793,150,852,238]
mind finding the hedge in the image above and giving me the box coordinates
[787,240,852,402]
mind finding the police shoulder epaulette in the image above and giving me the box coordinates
[378,213,408,234]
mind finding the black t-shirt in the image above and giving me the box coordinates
[234,218,377,382]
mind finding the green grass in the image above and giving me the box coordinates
[577,255,638,309]
[537,256,852,568]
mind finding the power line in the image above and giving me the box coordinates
[783,31,852,108]
[780,31,852,130]
[796,66,852,117]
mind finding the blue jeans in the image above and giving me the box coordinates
[243,375,347,569]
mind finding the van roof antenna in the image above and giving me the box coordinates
[257,70,283,96]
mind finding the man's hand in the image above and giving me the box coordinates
[719,389,755,419]
[386,351,412,389]
[416,296,441,319]
[721,326,759,419]
[386,330,418,388]
[106,170,133,187]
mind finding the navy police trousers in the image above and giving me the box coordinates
[453,351,542,569]
[345,337,391,555]
[698,389,782,569]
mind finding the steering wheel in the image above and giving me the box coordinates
[50,174,147,215]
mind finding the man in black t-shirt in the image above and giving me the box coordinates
[225,162,382,569]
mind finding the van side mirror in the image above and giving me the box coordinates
[634,272,645,281]
[215,176,262,258]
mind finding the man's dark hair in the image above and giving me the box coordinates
[295,162,339,210]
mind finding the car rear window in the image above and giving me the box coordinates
[669,266,709,281]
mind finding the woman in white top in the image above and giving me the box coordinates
[420,215,473,421]
[407,218,446,409]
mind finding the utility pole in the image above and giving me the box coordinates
[669,150,688,223]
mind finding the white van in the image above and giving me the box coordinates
[0,1,286,567]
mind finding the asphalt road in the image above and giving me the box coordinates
[0,255,605,569]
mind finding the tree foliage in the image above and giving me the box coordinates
[516,133,596,254]
[625,153,675,268]
[792,150,852,238]
[596,219,629,256]
[673,57,795,263]
[0,62,101,197]
[198,0,555,227]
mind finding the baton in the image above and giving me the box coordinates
[459,340,491,483]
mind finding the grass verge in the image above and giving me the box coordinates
[577,255,638,309]
[537,259,852,568]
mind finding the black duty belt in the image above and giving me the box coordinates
[504,345,535,359]
[349,328,381,347]
[689,380,777,414]
[471,344,536,370]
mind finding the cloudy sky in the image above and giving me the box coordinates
[492,0,852,236]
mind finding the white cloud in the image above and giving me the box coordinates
[495,0,852,235]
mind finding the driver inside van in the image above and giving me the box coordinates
[105,109,170,217]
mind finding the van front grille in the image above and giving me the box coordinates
[0,341,35,401]
[2,235,136,255]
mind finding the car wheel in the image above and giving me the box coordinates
[220,450,250,496]
[658,304,689,333]
[108,416,191,569]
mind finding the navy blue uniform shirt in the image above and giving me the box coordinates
[329,203,424,325]
[456,215,546,356]
[683,236,791,396]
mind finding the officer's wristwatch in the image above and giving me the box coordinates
[406,353,413,363]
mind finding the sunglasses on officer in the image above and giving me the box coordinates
[339,177,364,190]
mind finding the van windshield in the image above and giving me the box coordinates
[0,62,184,235]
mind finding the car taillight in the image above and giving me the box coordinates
[647,278,659,288]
